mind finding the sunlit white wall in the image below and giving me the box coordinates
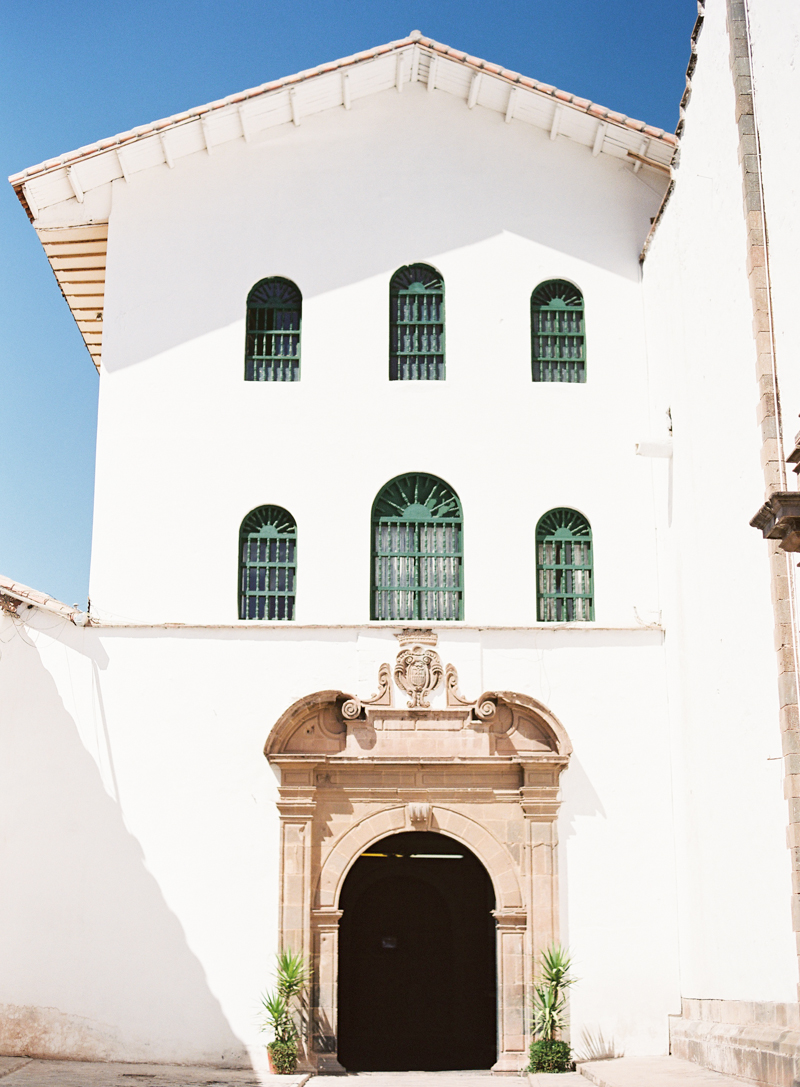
[91,84,666,627]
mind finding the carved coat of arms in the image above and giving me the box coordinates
[394,645,444,708]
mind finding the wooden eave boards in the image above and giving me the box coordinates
[37,223,107,372]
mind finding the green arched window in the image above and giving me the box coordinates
[372,473,462,620]
[536,508,593,621]
[531,280,585,383]
[245,277,301,381]
[389,264,445,381]
[239,505,297,620]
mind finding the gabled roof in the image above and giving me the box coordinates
[8,31,677,372]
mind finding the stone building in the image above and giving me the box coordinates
[2,0,799,1081]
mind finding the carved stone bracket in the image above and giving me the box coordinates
[341,663,392,720]
[407,801,431,829]
[445,662,497,722]
[751,491,800,552]
[445,662,471,707]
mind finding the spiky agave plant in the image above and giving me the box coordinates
[533,944,576,1041]
[259,950,309,1073]
[528,944,577,1073]
[275,949,309,1003]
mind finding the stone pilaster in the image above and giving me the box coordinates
[276,797,315,971]
[492,910,528,1071]
[311,908,345,1072]
[727,0,800,996]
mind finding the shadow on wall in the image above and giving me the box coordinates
[574,1027,624,1062]
[559,755,606,841]
[557,754,605,953]
[0,624,249,1067]
[107,87,665,371]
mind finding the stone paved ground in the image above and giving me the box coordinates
[0,1057,310,1087]
[580,1057,749,1087]
[0,1058,756,1087]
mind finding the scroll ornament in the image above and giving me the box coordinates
[341,662,392,720]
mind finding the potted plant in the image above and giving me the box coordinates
[527,944,576,1074]
[259,949,308,1074]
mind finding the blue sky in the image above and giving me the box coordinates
[1,0,696,607]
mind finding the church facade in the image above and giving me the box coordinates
[2,0,800,1081]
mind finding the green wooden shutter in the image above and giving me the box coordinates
[245,277,302,381]
[390,265,445,381]
[531,280,585,383]
[239,505,297,619]
[536,508,593,621]
[371,473,462,620]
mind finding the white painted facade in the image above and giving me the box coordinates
[642,0,796,1005]
[2,1,799,1073]
[91,85,662,629]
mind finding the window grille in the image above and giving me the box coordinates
[531,280,585,383]
[389,264,445,381]
[245,277,301,381]
[536,508,593,621]
[239,505,297,620]
[372,473,462,620]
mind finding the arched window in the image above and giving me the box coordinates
[239,505,297,620]
[531,280,585,383]
[536,508,593,621]
[245,277,301,381]
[372,473,462,620]
[389,264,445,381]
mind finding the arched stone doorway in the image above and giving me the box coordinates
[337,830,497,1071]
[264,630,571,1072]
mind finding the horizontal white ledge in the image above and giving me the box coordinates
[68,620,664,632]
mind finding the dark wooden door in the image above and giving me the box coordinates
[337,831,496,1071]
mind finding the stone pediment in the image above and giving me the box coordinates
[265,631,570,762]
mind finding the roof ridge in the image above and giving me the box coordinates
[8,32,676,185]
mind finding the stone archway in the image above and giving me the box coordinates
[264,630,571,1072]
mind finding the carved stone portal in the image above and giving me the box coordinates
[264,633,572,1072]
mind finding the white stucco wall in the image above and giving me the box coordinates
[642,0,796,1004]
[0,608,679,1064]
[89,82,666,628]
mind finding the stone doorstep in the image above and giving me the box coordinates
[579,1056,765,1087]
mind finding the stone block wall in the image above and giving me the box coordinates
[670,999,800,1087]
